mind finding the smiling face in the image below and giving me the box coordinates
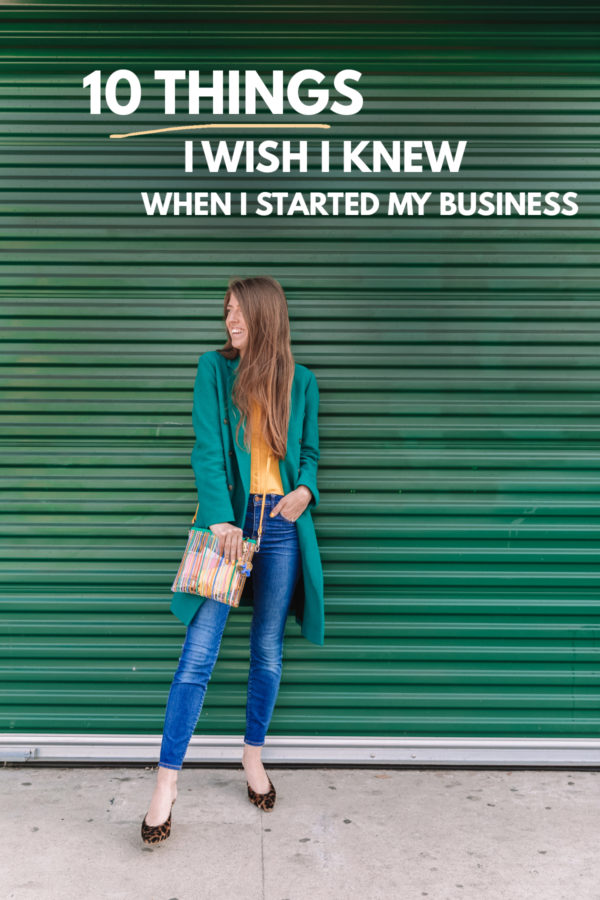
[225,292,249,357]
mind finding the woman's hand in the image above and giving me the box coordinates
[269,485,313,523]
[209,486,312,560]
[208,522,244,562]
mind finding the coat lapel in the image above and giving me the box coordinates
[225,357,250,497]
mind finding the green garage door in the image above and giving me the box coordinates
[2,2,599,762]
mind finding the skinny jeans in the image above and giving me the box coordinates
[159,493,301,770]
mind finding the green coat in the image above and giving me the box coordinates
[170,350,325,645]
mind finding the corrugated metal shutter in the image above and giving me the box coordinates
[2,3,599,754]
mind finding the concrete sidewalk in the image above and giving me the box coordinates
[2,765,598,900]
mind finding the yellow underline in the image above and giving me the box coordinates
[110,123,331,139]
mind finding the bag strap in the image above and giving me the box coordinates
[255,454,270,552]
[191,454,271,554]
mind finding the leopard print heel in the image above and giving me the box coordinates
[247,776,276,811]
[141,799,175,844]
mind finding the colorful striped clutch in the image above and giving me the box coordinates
[171,525,257,607]
[173,458,270,607]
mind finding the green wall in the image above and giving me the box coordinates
[2,2,599,739]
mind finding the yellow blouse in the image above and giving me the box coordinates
[249,401,284,495]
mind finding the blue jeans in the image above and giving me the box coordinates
[159,493,301,770]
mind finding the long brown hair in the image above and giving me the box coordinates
[217,276,295,459]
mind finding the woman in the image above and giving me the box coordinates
[141,275,324,843]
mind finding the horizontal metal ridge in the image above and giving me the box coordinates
[1,733,599,767]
